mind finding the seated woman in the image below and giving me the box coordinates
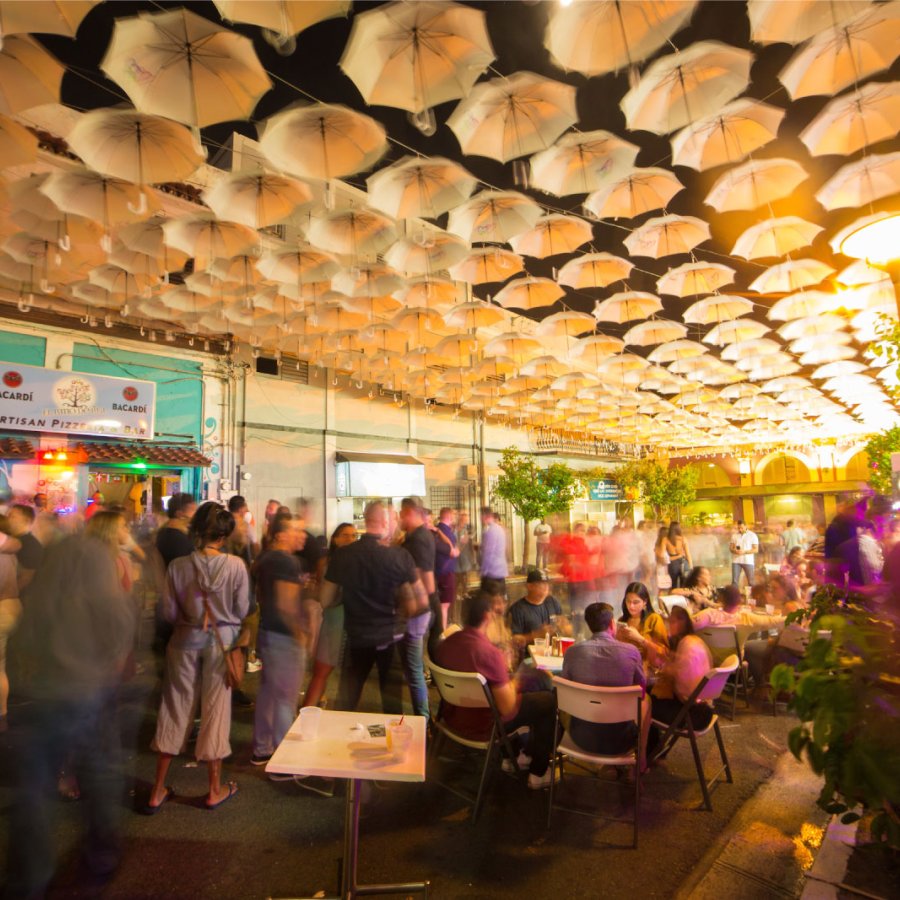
[780,546,804,578]
[651,606,715,731]
[616,581,667,665]
[670,566,715,611]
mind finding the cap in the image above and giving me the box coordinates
[526,569,549,583]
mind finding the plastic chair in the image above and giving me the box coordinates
[548,678,643,848]
[427,661,523,822]
[659,595,689,616]
[651,655,738,811]
[695,625,750,720]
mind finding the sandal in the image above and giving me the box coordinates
[141,786,174,816]
[206,781,238,810]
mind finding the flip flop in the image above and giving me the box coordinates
[205,781,238,810]
[141,786,173,816]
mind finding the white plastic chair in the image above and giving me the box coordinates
[427,661,523,822]
[659,595,689,616]
[695,625,750,720]
[548,678,643,848]
[651,655,738,810]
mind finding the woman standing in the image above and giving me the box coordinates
[655,525,672,593]
[664,523,691,590]
[147,503,250,812]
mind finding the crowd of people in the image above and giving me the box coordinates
[0,486,897,896]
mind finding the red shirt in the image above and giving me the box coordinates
[436,627,509,740]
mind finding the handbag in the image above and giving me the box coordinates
[201,594,244,691]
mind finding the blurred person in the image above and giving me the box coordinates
[437,591,557,789]
[782,519,805,555]
[455,511,475,592]
[480,507,508,587]
[882,517,900,557]
[694,585,784,666]
[729,521,758,588]
[30,493,57,547]
[780,546,805,579]
[264,499,281,530]
[615,582,667,664]
[83,490,105,521]
[671,565,715,610]
[654,525,672,593]
[563,601,653,772]
[227,495,257,564]
[480,578,517,673]
[4,532,134,897]
[32,493,48,512]
[301,523,357,709]
[838,519,883,589]
[6,504,43,593]
[534,518,552,570]
[559,523,595,621]
[250,514,309,767]
[0,514,20,734]
[434,507,459,630]
[226,496,261,687]
[320,501,428,714]
[664,522,691,589]
[147,503,250,812]
[155,493,197,570]
[825,494,865,560]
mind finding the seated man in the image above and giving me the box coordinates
[436,592,557,790]
[508,570,571,654]
[561,602,652,772]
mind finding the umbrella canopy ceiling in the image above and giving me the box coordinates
[1,0,897,453]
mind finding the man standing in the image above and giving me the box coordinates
[534,519,552,571]
[561,602,652,771]
[251,514,309,767]
[434,507,459,630]
[480,507,508,588]
[508,571,569,652]
[155,493,197,570]
[456,511,475,594]
[782,519,805,555]
[729,520,758,588]
[321,501,428,714]
[7,504,44,593]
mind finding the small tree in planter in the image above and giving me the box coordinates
[608,459,700,520]
[492,447,583,572]
[863,426,900,496]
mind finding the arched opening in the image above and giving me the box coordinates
[697,462,732,488]
[758,454,811,485]
[845,450,870,482]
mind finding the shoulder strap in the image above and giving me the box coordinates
[201,593,229,656]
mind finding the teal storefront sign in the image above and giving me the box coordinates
[588,478,623,501]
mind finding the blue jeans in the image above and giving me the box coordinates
[253,629,306,757]
[732,563,755,587]
[396,633,429,717]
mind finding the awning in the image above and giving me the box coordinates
[335,451,422,466]
[0,438,34,459]
[77,442,211,467]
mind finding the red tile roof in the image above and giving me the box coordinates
[0,438,34,459]
[76,442,211,467]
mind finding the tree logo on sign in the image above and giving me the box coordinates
[53,376,96,410]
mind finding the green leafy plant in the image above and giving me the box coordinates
[771,586,900,846]
[492,448,583,571]
[606,459,699,520]
[863,426,900,496]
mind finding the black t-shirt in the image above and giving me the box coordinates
[155,526,194,570]
[403,525,435,575]
[509,595,562,636]
[17,532,44,572]
[256,549,303,636]
[325,534,416,648]
[296,530,323,576]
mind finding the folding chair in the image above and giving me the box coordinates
[651,655,738,811]
[427,661,524,822]
[695,625,750,720]
[548,678,642,849]
[659,595,689,616]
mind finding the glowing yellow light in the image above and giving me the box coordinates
[839,212,900,266]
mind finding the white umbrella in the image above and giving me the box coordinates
[621,40,753,135]
[203,172,312,229]
[446,190,541,243]
[670,98,785,171]
[383,232,469,275]
[778,2,900,99]
[623,214,710,258]
[0,35,64,116]
[213,1,350,37]
[163,216,259,268]
[799,344,858,367]
[704,319,770,345]
[593,291,662,323]
[494,276,564,311]
[682,294,753,324]
[255,246,339,285]
[722,337,782,361]
[719,382,762,400]
[569,333,627,365]
[704,157,809,213]
[366,156,476,220]
[624,319,687,346]
[767,290,838,321]
[758,376,810,393]
[748,0,869,45]
[647,339,707,362]
[815,151,900,210]
[0,114,38,169]
[259,103,388,180]
[482,331,543,362]
[447,70,578,162]
[535,310,596,340]
[529,129,639,197]
[747,258,834,293]
[558,252,633,290]
[307,207,397,257]
[101,8,272,128]
[657,261,735,297]
[837,260,892,286]
[396,277,463,310]
[331,263,404,299]
[778,315,848,341]
[789,332,853,356]
[545,0,697,77]
[448,246,524,284]
[584,167,684,220]
[800,80,900,156]
[508,214,593,258]
[339,1,494,115]
[731,216,823,260]
[443,300,507,330]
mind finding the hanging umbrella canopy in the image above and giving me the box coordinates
[338,293,403,319]
[260,103,387,180]
[203,172,313,229]
[569,332,627,365]
[585,167,684,220]
[391,306,451,347]
[800,80,900,157]
[657,261,735,297]
[767,289,838,321]
[163,215,260,268]
[647,339,707,362]
[704,157,809,213]
[593,290,662,323]
[838,259,892,286]
[789,331,853,356]
[447,190,541,243]
[508,214,593,258]
[88,263,155,296]
[39,169,153,233]
[483,330,542,362]
[447,70,578,163]
[0,36,64,116]
[108,244,172,281]
[670,98,785,171]
[0,1,98,38]
[0,114,38,169]
[339,0,494,114]
[518,355,572,379]
[331,263,404,298]
[433,333,481,363]
[815,151,900,210]
[255,246,339,285]
[307,207,397,257]
[383,231,469,275]
[799,344,858,367]
[747,258,834,294]
[758,375,810,393]
[731,216,823,260]
[623,214,710,258]
[213,0,350,37]
[494,275,564,310]
[395,277,462,310]
[624,319,687,346]
[704,318,770,345]
[529,129,639,197]
[778,3,900,99]
[448,246,525,284]
[558,252,633,290]
[157,288,221,313]
[366,156,476,220]
[777,315,848,341]
[721,337,782,361]
[719,382,762,399]
[748,0,868,45]
[544,0,697,77]
[621,40,753,135]
[443,299,506,330]
[535,310,596,340]
[101,8,271,128]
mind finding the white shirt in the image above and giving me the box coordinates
[534,523,551,544]
[730,530,758,565]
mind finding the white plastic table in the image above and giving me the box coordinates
[266,709,429,899]
[528,645,564,673]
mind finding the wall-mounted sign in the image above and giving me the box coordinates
[335,451,425,498]
[588,478,623,501]
[0,362,156,440]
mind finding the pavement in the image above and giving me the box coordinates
[0,640,829,900]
